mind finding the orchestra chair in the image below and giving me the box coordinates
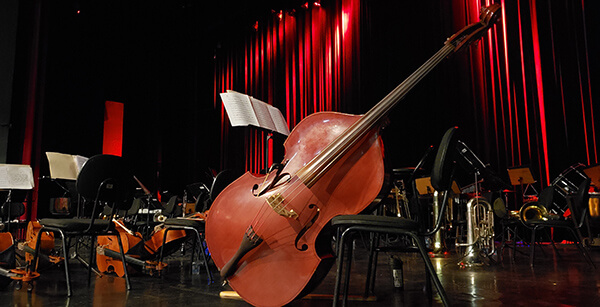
[157,170,237,282]
[32,154,135,296]
[526,178,595,268]
[331,127,459,307]
[493,198,526,262]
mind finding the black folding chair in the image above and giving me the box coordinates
[33,154,135,296]
[157,170,237,282]
[331,127,459,307]
[526,178,595,268]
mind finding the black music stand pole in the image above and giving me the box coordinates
[265,131,273,172]
[507,167,536,205]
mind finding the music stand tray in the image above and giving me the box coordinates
[507,166,537,198]
[507,167,535,186]
[415,177,460,195]
[415,177,434,195]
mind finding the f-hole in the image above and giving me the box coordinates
[294,204,320,251]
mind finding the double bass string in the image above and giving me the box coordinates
[248,177,310,243]
[249,43,456,243]
[249,41,455,241]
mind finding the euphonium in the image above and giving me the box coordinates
[456,196,495,266]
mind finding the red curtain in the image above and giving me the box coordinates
[457,0,597,186]
[212,0,598,189]
[213,0,361,174]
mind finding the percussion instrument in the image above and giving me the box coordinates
[550,163,588,215]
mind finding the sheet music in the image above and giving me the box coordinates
[220,92,260,127]
[268,106,290,136]
[0,164,34,190]
[220,90,289,136]
[46,152,88,180]
[249,97,277,133]
[73,155,89,173]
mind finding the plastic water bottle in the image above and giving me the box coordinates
[390,256,404,289]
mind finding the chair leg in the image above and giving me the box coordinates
[193,229,214,283]
[333,227,351,307]
[545,231,560,256]
[190,231,198,274]
[158,228,170,277]
[512,226,519,261]
[424,263,432,297]
[364,232,378,297]
[87,236,95,286]
[342,238,354,307]
[48,229,73,296]
[566,227,596,268]
[530,226,537,267]
[36,229,73,296]
[368,249,379,296]
[115,233,132,290]
[408,232,448,307]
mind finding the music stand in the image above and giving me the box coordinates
[220,90,289,170]
[584,165,600,189]
[507,166,536,198]
[0,164,34,232]
[45,152,88,217]
[415,177,460,195]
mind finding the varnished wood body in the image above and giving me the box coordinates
[206,112,385,306]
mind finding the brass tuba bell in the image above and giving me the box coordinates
[518,201,559,223]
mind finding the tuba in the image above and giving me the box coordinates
[456,196,495,266]
[518,201,559,223]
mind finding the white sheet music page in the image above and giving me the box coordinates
[0,164,34,190]
[267,105,290,136]
[221,91,260,127]
[46,152,79,180]
[73,155,89,174]
[249,97,277,132]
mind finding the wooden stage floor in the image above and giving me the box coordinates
[1,240,599,306]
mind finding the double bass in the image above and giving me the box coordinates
[206,5,501,306]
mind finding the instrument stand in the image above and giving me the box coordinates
[497,220,527,262]
[2,190,13,232]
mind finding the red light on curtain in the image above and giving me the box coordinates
[103,101,124,157]
[214,0,360,174]
[529,0,550,186]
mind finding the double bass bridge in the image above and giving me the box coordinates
[266,193,298,219]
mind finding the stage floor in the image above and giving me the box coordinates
[1,240,599,306]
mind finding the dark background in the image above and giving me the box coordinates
[4,0,599,219]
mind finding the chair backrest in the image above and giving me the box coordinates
[571,178,591,227]
[76,154,135,216]
[126,198,143,216]
[431,127,459,192]
[162,195,178,216]
[537,185,555,208]
[422,127,459,235]
[209,170,237,201]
